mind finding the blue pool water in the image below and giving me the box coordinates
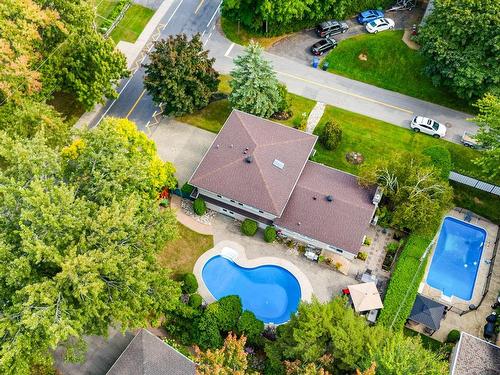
[202,256,301,324]
[426,217,487,300]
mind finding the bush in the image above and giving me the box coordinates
[264,226,277,242]
[357,252,368,261]
[196,312,223,349]
[159,198,169,207]
[363,237,372,246]
[423,146,452,180]
[241,218,258,236]
[188,293,203,308]
[182,272,198,294]
[276,83,291,114]
[447,329,461,343]
[237,310,264,344]
[386,242,399,253]
[181,182,195,196]
[209,295,243,332]
[378,235,431,330]
[319,120,342,150]
[193,197,206,216]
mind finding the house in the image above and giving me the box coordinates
[106,329,196,375]
[189,110,381,259]
[449,332,500,374]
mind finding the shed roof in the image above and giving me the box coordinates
[347,282,383,312]
[189,110,317,216]
[274,161,377,254]
[106,330,196,375]
[408,295,445,331]
[451,332,500,374]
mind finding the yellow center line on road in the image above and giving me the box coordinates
[126,89,147,118]
[195,0,206,14]
[275,70,414,114]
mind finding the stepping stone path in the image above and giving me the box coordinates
[306,102,326,133]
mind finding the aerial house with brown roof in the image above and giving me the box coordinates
[189,110,381,259]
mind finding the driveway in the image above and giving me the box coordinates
[267,8,425,65]
[150,119,216,184]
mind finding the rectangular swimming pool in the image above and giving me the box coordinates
[426,217,487,301]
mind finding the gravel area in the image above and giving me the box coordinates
[306,102,325,133]
[181,198,217,225]
[267,7,426,65]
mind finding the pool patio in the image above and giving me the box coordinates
[415,208,499,342]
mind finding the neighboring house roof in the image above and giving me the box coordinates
[274,161,377,254]
[408,294,445,331]
[347,282,383,312]
[106,329,196,375]
[451,332,500,375]
[189,110,317,216]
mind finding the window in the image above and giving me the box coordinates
[230,200,235,203]
[258,210,264,213]
[217,195,222,198]
[222,209,227,212]
[229,211,234,214]
[238,203,243,206]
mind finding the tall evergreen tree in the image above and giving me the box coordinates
[143,33,219,116]
[229,41,282,118]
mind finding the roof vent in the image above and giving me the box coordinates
[245,156,253,163]
[312,196,317,200]
[297,222,301,226]
[230,144,233,148]
[216,144,220,149]
[326,195,333,202]
[273,159,285,169]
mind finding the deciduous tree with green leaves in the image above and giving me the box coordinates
[472,93,500,179]
[418,0,500,101]
[143,33,219,116]
[0,120,181,374]
[229,41,282,118]
[358,152,453,234]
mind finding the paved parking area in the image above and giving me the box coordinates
[267,8,425,65]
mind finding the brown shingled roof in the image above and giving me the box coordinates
[189,110,317,216]
[274,161,376,255]
[451,332,500,375]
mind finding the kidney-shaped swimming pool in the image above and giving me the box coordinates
[202,255,301,324]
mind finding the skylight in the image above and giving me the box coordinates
[273,159,285,169]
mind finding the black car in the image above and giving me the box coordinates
[316,20,349,37]
[311,37,337,56]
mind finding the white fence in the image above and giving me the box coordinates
[449,171,500,196]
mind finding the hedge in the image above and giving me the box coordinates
[378,234,432,330]
[182,272,198,294]
[241,219,258,236]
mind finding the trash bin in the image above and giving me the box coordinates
[322,61,329,71]
[312,57,319,68]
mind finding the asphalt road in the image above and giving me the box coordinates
[91,0,477,144]
[90,0,222,130]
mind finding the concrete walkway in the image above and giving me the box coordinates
[305,101,325,133]
[171,195,213,235]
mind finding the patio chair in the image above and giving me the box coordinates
[464,211,473,222]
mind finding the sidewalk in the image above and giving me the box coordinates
[171,195,213,235]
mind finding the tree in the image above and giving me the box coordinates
[144,34,219,116]
[34,0,129,109]
[319,121,342,150]
[229,41,282,118]
[241,219,258,236]
[237,310,264,344]
[472,93,500,179]
[358,152,453,234]
[284,360,332,375]
[182,272,199,294]
[0,97,69,147]
[195,333,257,375]
[417,0,500,100]
[0,129,181,374]
[0,0,61,101]
[63,117,177,205]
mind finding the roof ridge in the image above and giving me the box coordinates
[258,135,316,149]
[295,184,372,210]
[251,152,279,213]
[234,110,258,146]
[191,157,243,183]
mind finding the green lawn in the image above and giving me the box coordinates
[322,31,472,112]
[404,328,453,356]
[157,223,214,280]
[110,4,155,43]
[451,182,500,223]
[96,0,119,27]
[221,18,289,49]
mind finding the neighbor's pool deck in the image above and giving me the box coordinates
[193,240,313,305]
[418,208,499,342]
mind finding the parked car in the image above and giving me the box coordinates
[316,20,349,37]
[311,37,338,56]
[356,9,384,24]
[365,18,395,33]
[410,116,447,138]
[461,131,482,148]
